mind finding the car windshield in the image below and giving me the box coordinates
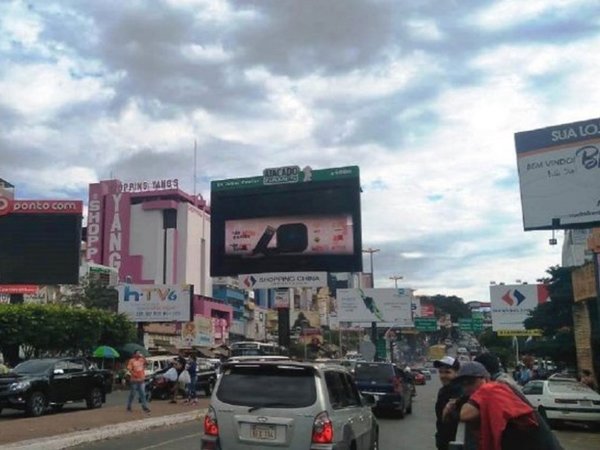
[217,365,317,409]
[13,360,55,374]
[548,381,597,395]
[354,364,393,383]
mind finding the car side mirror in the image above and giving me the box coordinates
[362,394,376,406]
[53,369,65,375]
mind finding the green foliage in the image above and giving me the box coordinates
[425,295,472,322]
[62,275,119,312]
[0,304,135,358]
[478,328,512,350]
[524,266,574,335]
[524,330,577,367]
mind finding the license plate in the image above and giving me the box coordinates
[251,425,276,440]
[580,400,592,406]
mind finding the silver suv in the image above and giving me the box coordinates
[201,361,379,450]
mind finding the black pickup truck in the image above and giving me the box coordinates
[0,357,113,417]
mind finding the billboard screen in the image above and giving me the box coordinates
[0,200,83,285]
[337,288,413,327]
[515,117,600,230]
[211,166,362,276]
[117,284,192,322]
[490,284,549,332]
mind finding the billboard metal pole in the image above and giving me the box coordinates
[363,248,380,354]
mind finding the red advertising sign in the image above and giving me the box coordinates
[0,285,39,294]
[0,199,83,216]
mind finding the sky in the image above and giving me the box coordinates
[2,0,599,302]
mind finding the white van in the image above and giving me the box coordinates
[145,355,178,377]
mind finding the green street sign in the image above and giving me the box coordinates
[459,318,484,332]
[376,339,387,360]
[415,318,438,332]
[212,166,360,191]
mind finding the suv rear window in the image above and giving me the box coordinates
[217,364,317,408]
[354,363,394,383]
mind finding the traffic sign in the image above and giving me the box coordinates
[415,318,438,332]
[459,318,485,332]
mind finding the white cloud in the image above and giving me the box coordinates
[475,0,589,30]
[407,19,444,41]
[0,60,114,118]
[4,0,595,302]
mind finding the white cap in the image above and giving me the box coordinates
[434,356,459,369]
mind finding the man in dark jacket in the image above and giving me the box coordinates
[434,356,462,450]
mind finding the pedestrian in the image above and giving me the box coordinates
[163,361,179,403]
[185,356,198,404]
[126,350,150,413]
[580,369,598,392]
[458,361,555,450]
[433,356,462,450]
[474,353,518,389]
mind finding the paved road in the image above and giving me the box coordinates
[0,388,212,421]
[76,378,600,450]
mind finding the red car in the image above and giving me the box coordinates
[412,370,426,385]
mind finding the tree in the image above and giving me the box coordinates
[524,266,574,335]
[63,275,119,312]
[524,266,577,367]
[426,295,472,322]
[0,304,135,365]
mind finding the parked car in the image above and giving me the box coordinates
[202,361,378,450]
[144,355,179,378]
[0,358,112,417]
[354,362,413,418]
[412,370,427,385]
[522,379,600,428]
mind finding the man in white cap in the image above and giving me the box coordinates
[433,356,461,450]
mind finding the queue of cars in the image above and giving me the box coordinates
[201,358,422,449]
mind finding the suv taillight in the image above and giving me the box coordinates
[204,407,219,436]
[312,411,333,444]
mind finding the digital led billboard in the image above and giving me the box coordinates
[210,166,362,276]
[0,199,83,285]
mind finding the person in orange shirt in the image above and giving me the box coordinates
[126,350,150,413]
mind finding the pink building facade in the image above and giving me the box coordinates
[86,179,212,296]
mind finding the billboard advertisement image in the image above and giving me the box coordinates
[211,166,362,276]
[117,284,192,322]
[225,215,354,257]
[0,199,83,285]
[337,288,413,327]
[490,284,549,332]
[515,117,600,230]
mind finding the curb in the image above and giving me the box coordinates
[0,409,207,450]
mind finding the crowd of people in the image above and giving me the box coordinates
[124,351,201,413]
[433,353,567,450]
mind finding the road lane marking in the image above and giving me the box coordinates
[138,432,203,450]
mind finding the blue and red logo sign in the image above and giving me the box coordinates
[501,285,549,307]
[243,276,257,288]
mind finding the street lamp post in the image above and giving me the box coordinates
[389,275,403,289]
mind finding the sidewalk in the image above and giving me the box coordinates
[0,398,209,449]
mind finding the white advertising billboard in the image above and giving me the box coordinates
[239,272,328,289]
[515,117,600,230]
[117,284,192,322]
[490,284,549,332]
[337,288,413,327]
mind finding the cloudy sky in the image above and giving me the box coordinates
[2,0,599,301]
